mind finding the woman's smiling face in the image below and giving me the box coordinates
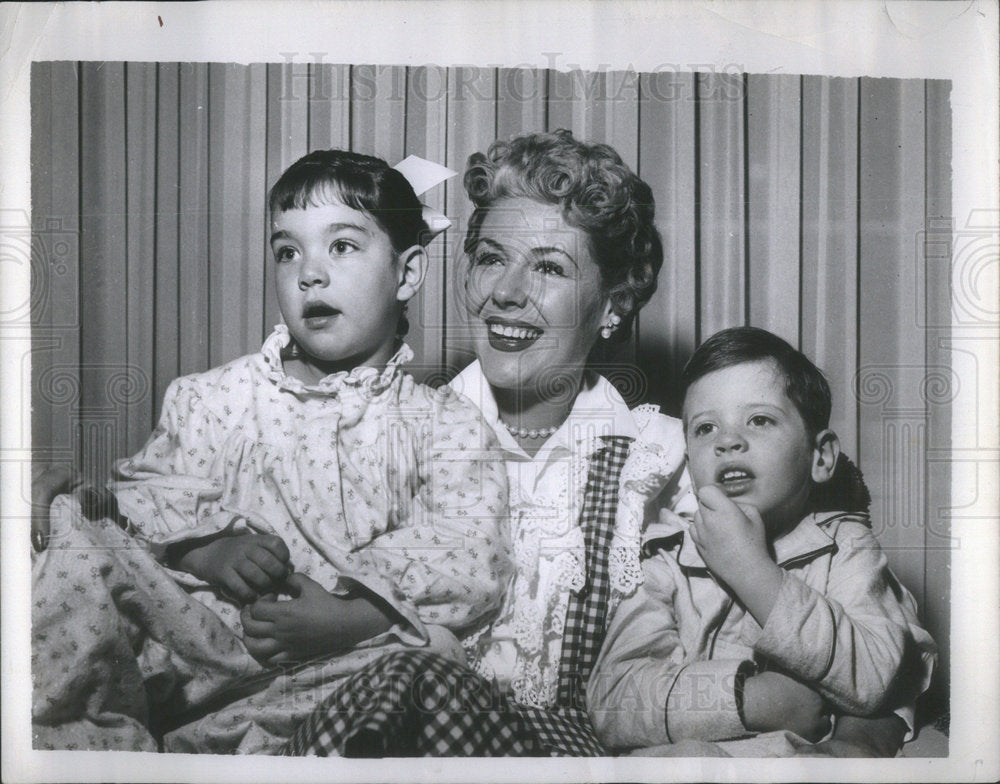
[464,197,611,398]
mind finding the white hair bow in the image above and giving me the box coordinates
[392,155,457,243]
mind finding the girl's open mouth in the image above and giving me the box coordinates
[716,466,755,496]
[485,320,543,352]
[302,302,340,327]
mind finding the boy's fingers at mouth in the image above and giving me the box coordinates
[696,484,728,510]
[735,502,764,524]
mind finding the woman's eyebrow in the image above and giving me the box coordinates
[473,237,579,267]
[471,237,505,253]
[530,245,579,269]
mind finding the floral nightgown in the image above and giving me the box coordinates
[32,326,510,753]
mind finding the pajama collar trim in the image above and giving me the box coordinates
[664,510,855,571]
[261,324,413,397]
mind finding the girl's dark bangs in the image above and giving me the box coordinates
[270,167,380,215]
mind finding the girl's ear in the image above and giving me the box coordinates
[811,429,841,484]
[395,245,429,304]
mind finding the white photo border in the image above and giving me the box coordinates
[1,2,997,782]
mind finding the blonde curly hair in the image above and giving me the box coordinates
[463,129,663,340]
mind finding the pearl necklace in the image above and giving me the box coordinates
[501,420,559,440]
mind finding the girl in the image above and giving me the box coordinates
[32,150,511,753]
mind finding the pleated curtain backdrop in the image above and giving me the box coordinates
[30,61,952,717]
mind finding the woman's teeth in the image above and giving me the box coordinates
[489,323,541,340]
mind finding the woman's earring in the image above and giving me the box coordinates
[601,313,622,340]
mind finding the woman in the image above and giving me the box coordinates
[281,129,697,757]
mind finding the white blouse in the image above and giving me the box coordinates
[449,361,695,708]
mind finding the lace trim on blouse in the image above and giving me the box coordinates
[466,402,688,709]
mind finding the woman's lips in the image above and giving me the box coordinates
[485,320,543,352]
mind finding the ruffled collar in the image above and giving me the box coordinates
[261,324,413,397]
[449,362,675,600]
[450,360,640,462]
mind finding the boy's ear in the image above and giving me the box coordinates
[811,429,841,484]
[395,245,429,304]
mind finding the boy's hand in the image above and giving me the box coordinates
[690,486,784,625]
[172,533,291,604]
[689,485,769,578]
[240,573,394,666]
[742,671,832,742]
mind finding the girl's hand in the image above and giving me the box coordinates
[171,533,291,603]
[689,485,784,625]
[240,573,395,665]
[742,671,832,742]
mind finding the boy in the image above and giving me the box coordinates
[588,327,936,755]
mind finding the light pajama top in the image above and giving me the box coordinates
[587,509,937,751]
[279,361,700,757]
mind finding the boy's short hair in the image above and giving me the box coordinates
[269,149,426,252]
[680,326,832,436]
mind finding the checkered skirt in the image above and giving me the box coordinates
[281,437,632,757]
